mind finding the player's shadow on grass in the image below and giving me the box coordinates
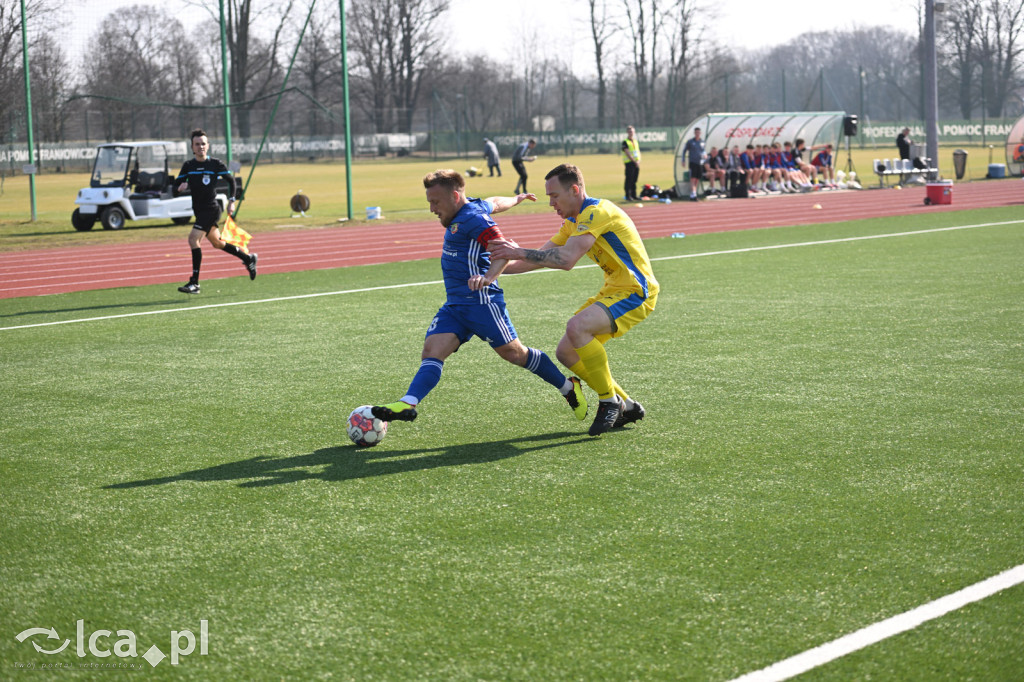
[0,300,177,319]
[104,431,590,489]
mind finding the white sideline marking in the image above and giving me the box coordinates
[729,562,1024,682]
[2,219,1020,332]
[655,219,1024,264]
[0,280,443,331]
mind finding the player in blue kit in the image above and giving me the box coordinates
[371,168,588,426]
[740,144,765,194]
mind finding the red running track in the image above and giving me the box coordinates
[1,180,1020,299]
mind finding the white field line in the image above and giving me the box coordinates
[2,219,1020,332]
[0,279,442,330]
[652,219,1024,263]
[729,562,1024,682]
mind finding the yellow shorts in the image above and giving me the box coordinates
[576,287,658,342]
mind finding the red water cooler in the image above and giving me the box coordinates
[924,181,952,205]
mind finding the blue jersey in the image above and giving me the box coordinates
[441,198,504,305]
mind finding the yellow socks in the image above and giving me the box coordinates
[569,354,630,403]
[574,339,614,400]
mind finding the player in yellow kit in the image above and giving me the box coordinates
[490,163,658,436]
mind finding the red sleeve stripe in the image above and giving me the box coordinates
[477,225,504,245]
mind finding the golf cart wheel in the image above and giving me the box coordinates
[101,206,126,230]
[923,197,931,205]
[71,209,96,231]
[172,216,193,225]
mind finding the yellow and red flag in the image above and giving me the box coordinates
[221,214,252,254]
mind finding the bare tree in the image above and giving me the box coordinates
[452,57,514,133]
[292,2,340,136]
[587,0,613,128]
[663,0,706,125]
[740,27,920,120]
[0,0,58,142]
[620,0,667,126]
[228,0,296,137]
[348,0,448,134]
[82,6,193,139]
[939,0,983,118]
[393,0,447,132]
[508,24,553,131]
[976,0,1024,117]
[347,0,391,132]
[29,32,73,142]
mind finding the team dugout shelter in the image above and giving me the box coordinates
[1006,114,1024,177]
[673,111,846,194]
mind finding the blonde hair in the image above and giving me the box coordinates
[422,169,465,191]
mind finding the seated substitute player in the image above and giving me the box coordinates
[490,164,659,437]
[175,128,256,294]
[763,144,786,192]
[751,144,770,193]
[371,169,588,426]
[791,138,818,185]
[703,146,727,195]
[725,145,746,194]
[781,141,812,191]
[740,144,764,194]
[811,144,837,188]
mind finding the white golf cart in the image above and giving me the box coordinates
[72,141,229,231]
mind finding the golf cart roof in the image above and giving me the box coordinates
[98,141,182,149]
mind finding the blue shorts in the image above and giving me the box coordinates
[426,302,518,349]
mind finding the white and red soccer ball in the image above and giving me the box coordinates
[347,405,388,447]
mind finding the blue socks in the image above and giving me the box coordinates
[401,358,444,405]
[400,349,563,407]
[524,348,566,389]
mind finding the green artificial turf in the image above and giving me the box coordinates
[1,210,1022,680]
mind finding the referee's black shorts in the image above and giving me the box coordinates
[193,206,222,232]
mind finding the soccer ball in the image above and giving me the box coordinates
[347,405,388,447]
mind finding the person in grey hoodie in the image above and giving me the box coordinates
[483,138,502,177]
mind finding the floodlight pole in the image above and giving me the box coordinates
[219,0,233,167]
[20,0,36,221]
[339,0,353,221]
[924,0,939,178]
[858,66,865,149]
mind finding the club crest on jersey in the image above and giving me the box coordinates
[449,223,459,234]
[575,212,595,231]
[202,175,211,185]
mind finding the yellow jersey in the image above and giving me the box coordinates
[551,198,658,300]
